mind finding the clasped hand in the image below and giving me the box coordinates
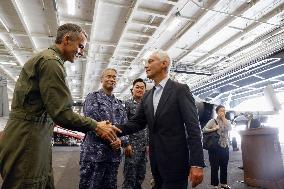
[95,121,121,143]
[110,138,121,151]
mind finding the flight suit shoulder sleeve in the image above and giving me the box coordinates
[38,59,97,133]
[42,49,62,62]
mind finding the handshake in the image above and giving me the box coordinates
[95,121,122,151]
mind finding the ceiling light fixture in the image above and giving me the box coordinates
[67,0,76,16]
[0,62,17,66]
[12,0,37,50]
[167,17,182,31]
[0,17,10,32]
[167,12,182,31]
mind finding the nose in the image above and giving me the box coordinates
[78,49,84,57]
[145,63,149,69]
[109,77,115,82]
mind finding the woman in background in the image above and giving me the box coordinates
[203,105,232,189]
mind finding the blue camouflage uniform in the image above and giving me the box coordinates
[79,89,128,189]
[122,98,148,189]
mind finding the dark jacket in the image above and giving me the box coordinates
[248,118,261,129]
[117,79,205,181]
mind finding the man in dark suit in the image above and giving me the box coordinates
[116,50,205,189]
[245,113,261,129]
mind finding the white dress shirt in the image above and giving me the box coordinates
[153,77,169,115]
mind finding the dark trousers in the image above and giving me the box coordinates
[152,163,187,189]
[153,174,188,189]
[208,145,229,186]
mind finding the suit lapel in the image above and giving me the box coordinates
[146,87,155,122]
[154,79,173,122]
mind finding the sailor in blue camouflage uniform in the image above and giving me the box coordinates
[123,78,148,189]
[79,68,128,189]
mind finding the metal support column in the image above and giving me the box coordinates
[0,75,9,117]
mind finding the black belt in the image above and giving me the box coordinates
[9,112,53,124]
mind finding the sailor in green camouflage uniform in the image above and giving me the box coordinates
[0,23,119,189]
[123,78,148,189]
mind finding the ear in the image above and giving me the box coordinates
[162,60,168,69]
[63,35,70,45]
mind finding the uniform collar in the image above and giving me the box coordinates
[99,89,115,100]
[132,97,140,104]
[48,45,65,64]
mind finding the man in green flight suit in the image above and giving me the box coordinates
[0,23,120,189]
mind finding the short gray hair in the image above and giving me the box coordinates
[100,68,117,78]
[55,23,88,44]
[151,50,172,73]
